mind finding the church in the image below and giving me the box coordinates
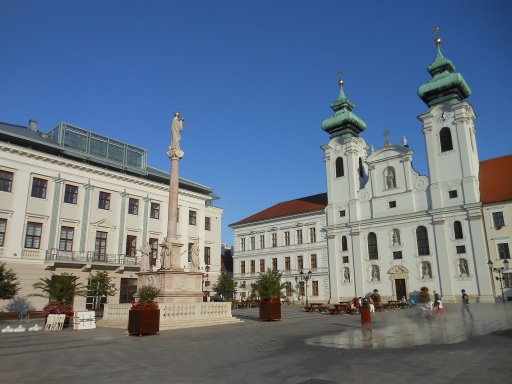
[231,37,506,304]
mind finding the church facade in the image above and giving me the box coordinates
[232,39,500,304]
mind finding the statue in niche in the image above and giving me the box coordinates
[392,229,401,246]
[344,267,350,283]
[421,261,432,279]
[458,258,469,277]
[371,265,380,281]
[385,167,396,189]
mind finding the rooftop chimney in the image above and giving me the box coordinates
[28,119,38,131]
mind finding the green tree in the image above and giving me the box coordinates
[0,262,20,300]
[87,270,117,309]
[251,268,287,300]
[30,273,87,306]
[213,272,236,300]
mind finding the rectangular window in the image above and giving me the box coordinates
[389,201,397,208]
[189,210,197,226]
[250,260,255,273]
[272,233,277,247]
[299,281,305,296]
[240,261,246,274]
[58,227,74,252]
[284,231,290,246]
[150,202,160,219]
[63,184,78,204]
[310,254,317,269]
[241,238,246,252]
[94,231,108,260]
[504,273,512,289]
[204,246,211,265]
[449,190,458,199]
[250,236,256,250]
[456,245,466,254]
[205,217,211,231]
[340,210,346,217]
[312,281,319,296]
[0,170,14,192]
[31,177,47,199]
[493,211,505,227]
[25,222,42,249]
[259,259,265,272]
[98,191,111,210]
[260,235,265,249]
[297,229,303,245]
[128,198,139,215]
[126,235,137,256]
[393,251,403,260]
[272,258,278,271]
[285,282,292,296]
[309,227,316,243]
[297,255,303,270]
[285,257,291,271]
[119,278,137,304]
[0,218,7,246]
[498,243,510,260]
[342,256,349,264]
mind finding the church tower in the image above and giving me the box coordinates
[321,78,368,301]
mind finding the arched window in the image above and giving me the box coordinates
[342,236,348,251]
[359,157,364,178]
[440,127,453,152]
[368,232,378,260]
[416,226,430,255]
[384,166,396,189]
[454,221,463,239]
[335,157,344,177]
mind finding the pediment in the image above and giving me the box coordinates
[388,265,409,274]
[90,219,116,230]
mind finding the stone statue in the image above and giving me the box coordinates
[385,167,396,189]
[402,136,408,146]
[371,265,380,281]
[159,240,171,270]
[459,258,469,276]
[392,229,400,246]
[190,240,200,270]
[138,242,152,272]
[344,267,350,282]
[170,112,185,151]
[421,261,432,279]
[370,145,375,153]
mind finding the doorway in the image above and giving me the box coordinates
[395,278,406,300]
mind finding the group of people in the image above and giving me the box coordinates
[421,290,445,318]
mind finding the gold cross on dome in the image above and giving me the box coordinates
[338,68,343,80]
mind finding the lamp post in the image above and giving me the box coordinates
[295,270,312,308]
[488,258,509,303]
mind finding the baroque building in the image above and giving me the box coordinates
[232,39,504,304]
[0,120,223,310]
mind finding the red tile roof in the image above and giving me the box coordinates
[230,193,328,226]
[480,155,512,203]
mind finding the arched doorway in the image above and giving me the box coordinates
[388,265,409,300]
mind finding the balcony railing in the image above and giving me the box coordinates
[45,249,141,266]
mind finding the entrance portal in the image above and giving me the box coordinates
[395,278,406,300]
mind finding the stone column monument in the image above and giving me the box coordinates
[136,112,203,303]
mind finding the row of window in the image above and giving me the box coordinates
[239,254,318,274]
[240,228,317,251]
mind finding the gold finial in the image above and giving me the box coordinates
[338,68,344,87]
[174,111,180,117]
[433,26,442,47]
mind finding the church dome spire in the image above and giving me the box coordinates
[321,75,366,139]
[418,34,471,107]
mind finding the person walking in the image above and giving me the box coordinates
[461,289,473,318]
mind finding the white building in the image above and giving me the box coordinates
[232,40,503,304]
[0,120,223,311]
[230,194,329,303]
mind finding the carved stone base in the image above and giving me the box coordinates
[137,270,204,304]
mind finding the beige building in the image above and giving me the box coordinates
[0,120,223,311]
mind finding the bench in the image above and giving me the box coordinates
[0,312,21,321]
[28,311,45,319]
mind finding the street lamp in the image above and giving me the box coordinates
[295,270,313,308]
[488,258,509,303]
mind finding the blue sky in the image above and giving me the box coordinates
[1,1,511,246]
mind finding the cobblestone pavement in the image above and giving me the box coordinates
[1,303,511,384]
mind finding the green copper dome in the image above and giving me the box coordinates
[322,81,366,139]
[418,44,471,107]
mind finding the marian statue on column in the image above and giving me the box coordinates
[170,112,185,153]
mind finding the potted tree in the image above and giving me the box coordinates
[128,285,160,336]
[252,268,286,321]
[30,273,87,326]
[86,270,117,317]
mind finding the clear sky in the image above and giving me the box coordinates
[1,1,511,246]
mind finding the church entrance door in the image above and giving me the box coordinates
[395,279,406,300]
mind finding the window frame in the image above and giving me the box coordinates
[205,216,211,231]
[492,211,505,228]
[440,127,454,152]
[416,226,430,256]
[335,157,344,177]
[0,170,14,192]
[310,254,317,269]
[454,221,463,239]
[368,232,378,260]
[31,177,48,199]
[128,198,139,215]
[64,184,78,204]
[189,210,197,226]
[0,218,7,246]
[150,202,160,219]
[58,226,74,252]
[98,191,111,210]
[497,242,510,260]
[25,222,43,249]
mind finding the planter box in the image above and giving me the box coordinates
[259,300,281,321]
[128,309,160,336]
